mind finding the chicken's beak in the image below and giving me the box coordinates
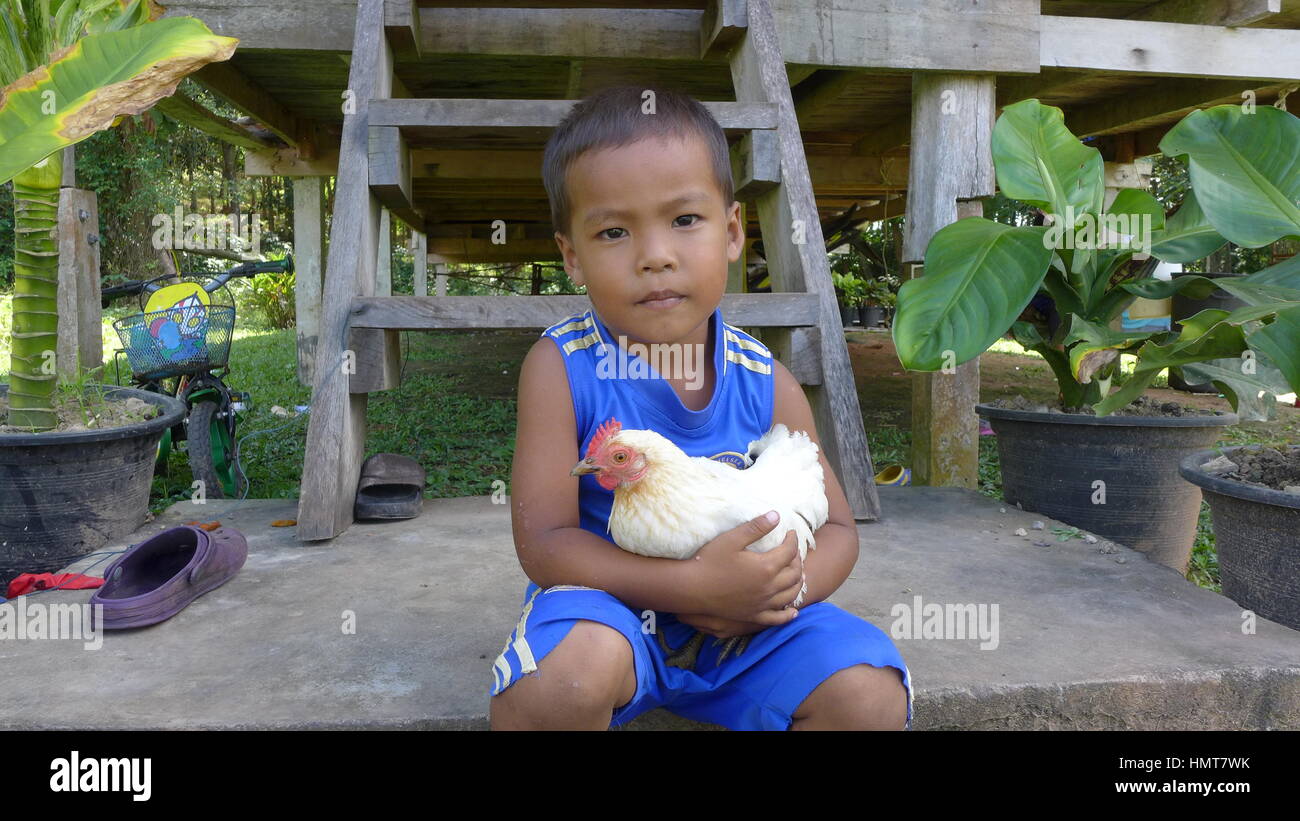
[570,458,600,476]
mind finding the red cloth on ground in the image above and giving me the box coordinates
[5,572,104,599]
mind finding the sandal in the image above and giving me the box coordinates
[354,453,426,520]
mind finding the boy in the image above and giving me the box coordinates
[490,86,912,730]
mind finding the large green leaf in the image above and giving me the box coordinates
[0,16,236,184]
[1159,105,1300,247]
[1149,190,1228,263]
[1180,351,1291,422]
[1243,251,1300,291]
[1243,304,1300,401]
[993,99,1105,229]
[1093,309,1251,416]
[893,218,1054,371]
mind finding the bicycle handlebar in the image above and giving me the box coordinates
[101,256,294,308]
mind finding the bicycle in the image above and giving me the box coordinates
[101,257,294,499]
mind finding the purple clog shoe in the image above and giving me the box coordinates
[89,525,248,629]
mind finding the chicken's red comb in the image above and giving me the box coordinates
[586,417,622,458]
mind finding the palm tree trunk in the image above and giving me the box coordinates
[7,152,63,431]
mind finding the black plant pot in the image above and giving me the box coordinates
[977,402,1236,573]
[840,305,858,327]
[1169,272,1247,393]
[0,384,186,586]
[1180,445,1300,631]
[860,305,885,328]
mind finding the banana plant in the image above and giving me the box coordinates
[1,0,236,430]
[893,98,1300,419]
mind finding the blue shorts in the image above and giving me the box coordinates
[490,583,914,730]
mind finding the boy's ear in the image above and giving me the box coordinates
[554,231,586,287]
[725,201,744,264]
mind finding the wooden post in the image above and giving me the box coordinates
[434,262,448,297]
[729,0,880,520]
[377,208,392,295]
[55,188,101,383]
[293,176,326,387]
[901,73,996,489]
[412,231,428,296]
[298,0,393,541]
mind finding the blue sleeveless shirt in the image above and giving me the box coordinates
[541,305,775,544]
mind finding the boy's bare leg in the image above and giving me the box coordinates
[789,664,908,731]
[490,620,638,730]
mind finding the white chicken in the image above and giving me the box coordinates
[569,417,830,668]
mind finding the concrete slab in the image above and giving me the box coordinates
[1,487,1297,730]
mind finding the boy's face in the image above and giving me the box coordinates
[554,133,743,348]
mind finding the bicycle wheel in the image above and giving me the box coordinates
[187,399,236,498]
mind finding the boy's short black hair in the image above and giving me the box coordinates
[543,85,735,238]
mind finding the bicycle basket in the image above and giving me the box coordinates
[113,303,235,380]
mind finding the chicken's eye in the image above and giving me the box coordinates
[612,451,627,463]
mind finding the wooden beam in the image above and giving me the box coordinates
[369,126,424,230]
[1125,0,1281,27]
[384,0,421,58]
[1040,15,1300,80]
[154,93,277,151]
[730,130,781,202]
[367,98,779,132]
[731,0,880,520]
[299,0,394,542]
[1063,78,1293,137]
[192,61,323,157]
[772,0,1038,74]
[350,293,821,330]
[792,69,857,126]
[246,149,340,177]
[165,1,1038,71]
[701,0,747,59]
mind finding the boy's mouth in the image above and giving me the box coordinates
[638,290,685,309]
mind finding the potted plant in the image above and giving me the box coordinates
[832,272,866,327]
[892,98,1300,573]
[1179,444,1299,630]
[862,276,898,328]
[0,1,237,583]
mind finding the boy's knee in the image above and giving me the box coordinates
[490,620,637,728]
[792,663,908,731]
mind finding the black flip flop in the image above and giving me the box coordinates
[354,453,426,520]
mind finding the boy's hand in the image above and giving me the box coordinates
[686,512,803,626]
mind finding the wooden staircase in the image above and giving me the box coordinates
[298,0,881,540]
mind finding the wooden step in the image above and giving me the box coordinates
[366,98,777,146]
[348,292,818,330]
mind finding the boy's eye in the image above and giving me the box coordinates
[675,214,701,227]
[598,227,626,240]
[597,215,701,239]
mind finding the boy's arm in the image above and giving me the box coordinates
[769,357,860,606]
[509,338,708,614]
